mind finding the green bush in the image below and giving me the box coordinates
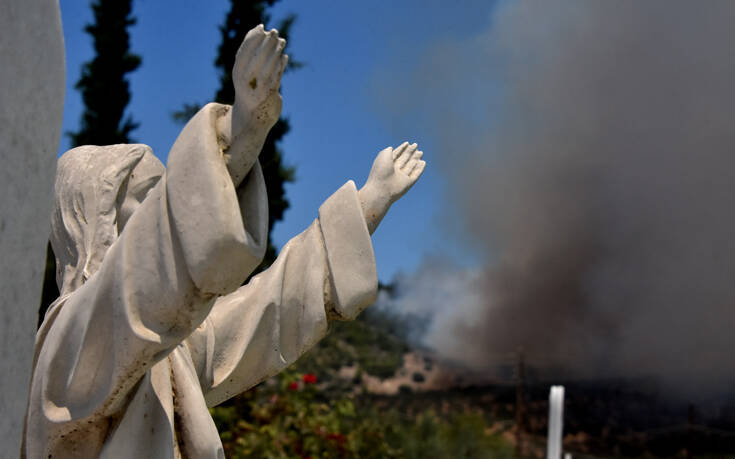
[212,307,513,457]
[212,371,514,458]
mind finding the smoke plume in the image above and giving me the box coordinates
[376,1,735,396]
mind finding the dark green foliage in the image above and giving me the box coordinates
[40,0,141,325]
[213,370,515,458]
[294,309,410,381]
[68,0,141,147]
[211,307,514,456]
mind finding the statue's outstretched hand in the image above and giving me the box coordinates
[232,24,288,130]
[366,142,425,202]
[359,142,426,234]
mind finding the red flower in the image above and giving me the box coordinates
[327,432,346,444]
[288,381,299,391]
[302,373,317,384]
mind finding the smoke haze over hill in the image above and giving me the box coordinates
[375,0,735,398]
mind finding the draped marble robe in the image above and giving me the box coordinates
[23,103,377,458]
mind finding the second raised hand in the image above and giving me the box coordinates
[359,142,426,235]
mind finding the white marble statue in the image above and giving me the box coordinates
[23,25,425,458]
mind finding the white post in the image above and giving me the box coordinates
[547,385,565,459]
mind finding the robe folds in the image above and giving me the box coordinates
[23,103,378,458]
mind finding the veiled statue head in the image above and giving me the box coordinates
[50,144,164,297]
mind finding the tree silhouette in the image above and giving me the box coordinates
[69,0,141,146]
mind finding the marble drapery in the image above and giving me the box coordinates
[23,103,377,458]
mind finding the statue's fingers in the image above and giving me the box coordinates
[251,30,280,71]
[392,141,409,160]
[397,143,417,168]
[262,29,281,55]
[235,25,266,70]
[246,23,266,38]
[245,24,267,41]
[404,150,424,175]
[279,54,289,79]
[403,159,418,175]
[409,160,426,180]
[264,38,286,80]
[241,24,267,51]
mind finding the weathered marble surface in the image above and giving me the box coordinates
[24,25,424,458]
[0,0,65,454]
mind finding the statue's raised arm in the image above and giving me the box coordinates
[220,24,288,188]
[24,25,425,459]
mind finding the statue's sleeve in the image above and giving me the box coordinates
[184,180,378,407]
[31,104,261,421]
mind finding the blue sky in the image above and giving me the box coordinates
[59,0,497,281]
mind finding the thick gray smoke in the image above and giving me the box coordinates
[375,1,735,396]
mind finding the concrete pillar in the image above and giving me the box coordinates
[0,0,65,454]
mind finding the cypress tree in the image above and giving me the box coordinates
[69,0,141,146]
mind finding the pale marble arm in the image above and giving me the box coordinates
[183,142,427,405]
[219,25,287,188]
[359,142,426,234]
[29,104,261,424]
[184,181,378,407]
